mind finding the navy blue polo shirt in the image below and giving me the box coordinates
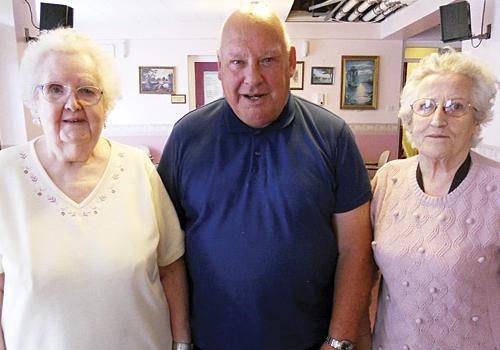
[158,94,371,350]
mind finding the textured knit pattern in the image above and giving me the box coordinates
[371,152,500,350]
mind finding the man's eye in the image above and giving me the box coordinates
[261,57,273,64]
[230,60,242,65]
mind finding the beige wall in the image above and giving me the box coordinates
[0,0,28,147]
[463,0,500,148]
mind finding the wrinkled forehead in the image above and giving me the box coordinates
[416,73,473,99]
[221,42,284,59]
[220,24,287,57]
[37,51,99,85]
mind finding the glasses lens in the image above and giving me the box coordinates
[412,98,436,116]
[42,83,68,102]
[444,99,468,117]
[39,84,102,105]
[76,86,102,105]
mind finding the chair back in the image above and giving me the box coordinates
[378,150,390,168]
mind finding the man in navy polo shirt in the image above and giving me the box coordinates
[158,4,373,350]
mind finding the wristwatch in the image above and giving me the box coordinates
[324,335,354,350]
[172,341,194,350]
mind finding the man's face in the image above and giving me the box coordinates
[218,20,296,128]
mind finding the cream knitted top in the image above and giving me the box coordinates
[371,152,500,350]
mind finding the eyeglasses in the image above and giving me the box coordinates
[410,98,478,118]
[36,83,103,106]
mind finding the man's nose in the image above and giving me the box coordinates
[243,62,264,86]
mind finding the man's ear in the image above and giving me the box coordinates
[217,51,223,80]
[288,46,297,78]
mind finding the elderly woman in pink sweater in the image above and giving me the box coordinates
[370,49,499,349]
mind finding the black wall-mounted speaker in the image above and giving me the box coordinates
[39,3,74,30]
[440,1,472,43]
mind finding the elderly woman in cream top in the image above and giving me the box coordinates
[370,50,499,349]
[0,29,190,350]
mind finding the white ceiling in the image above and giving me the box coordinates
[35,0,293,28]
[33,0,450,42]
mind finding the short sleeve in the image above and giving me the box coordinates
[149,166,184,267]
[334,123,372,213]
[157,131,187,228]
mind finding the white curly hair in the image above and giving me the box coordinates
[20,28,121,116]
[399,48,497,147]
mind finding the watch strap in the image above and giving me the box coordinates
[325,335,341,348]
[172,342,194,350]
[324,335,353,350]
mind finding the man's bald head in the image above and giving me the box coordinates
[220,3,291,53]
[216,3,296,128]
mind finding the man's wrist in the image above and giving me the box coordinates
[172,341,193,350]
[324,335,354,350]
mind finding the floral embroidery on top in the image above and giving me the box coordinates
[20,147,125,218]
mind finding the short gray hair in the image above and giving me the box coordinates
[20,28,121,116]
[399,48,497,146]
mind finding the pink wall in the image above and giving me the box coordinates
[350,122,400,165]
[106,135,168,164]
[105,122,401,166]
[353,132,400,163]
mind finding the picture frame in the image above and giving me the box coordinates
[171,94,186,104]
[139,66,175,94]
[311,66,334,85]
[290,61,304,90]
[340,56,379,109]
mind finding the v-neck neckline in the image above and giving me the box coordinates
[18,138,127,218]
[28,137,115,209]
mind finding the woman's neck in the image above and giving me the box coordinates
[417,151,470,197]
[34,137,111,203]
[37,136,106,165]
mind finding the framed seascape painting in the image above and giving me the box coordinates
[290,61,304,90]
[340,56,379,109]
[139,66,175,94]
[311,66,334,85]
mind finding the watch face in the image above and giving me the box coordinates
[340,340,354,350]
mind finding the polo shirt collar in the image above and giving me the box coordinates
[224,94,295,133]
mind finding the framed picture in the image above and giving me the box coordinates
[290,61,304,90]
[139,66,175,94]
[311,66,334,85]
[340,56,379,109]
[171,94,186,104]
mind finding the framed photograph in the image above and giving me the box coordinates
[171,94,186,104]
[139,66,175,94]
[311,66,334,85]
[290,61,304,90]
[340,56,379,109]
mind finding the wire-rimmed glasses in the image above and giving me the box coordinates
[36,83,103,106]
[410,98,477,118]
